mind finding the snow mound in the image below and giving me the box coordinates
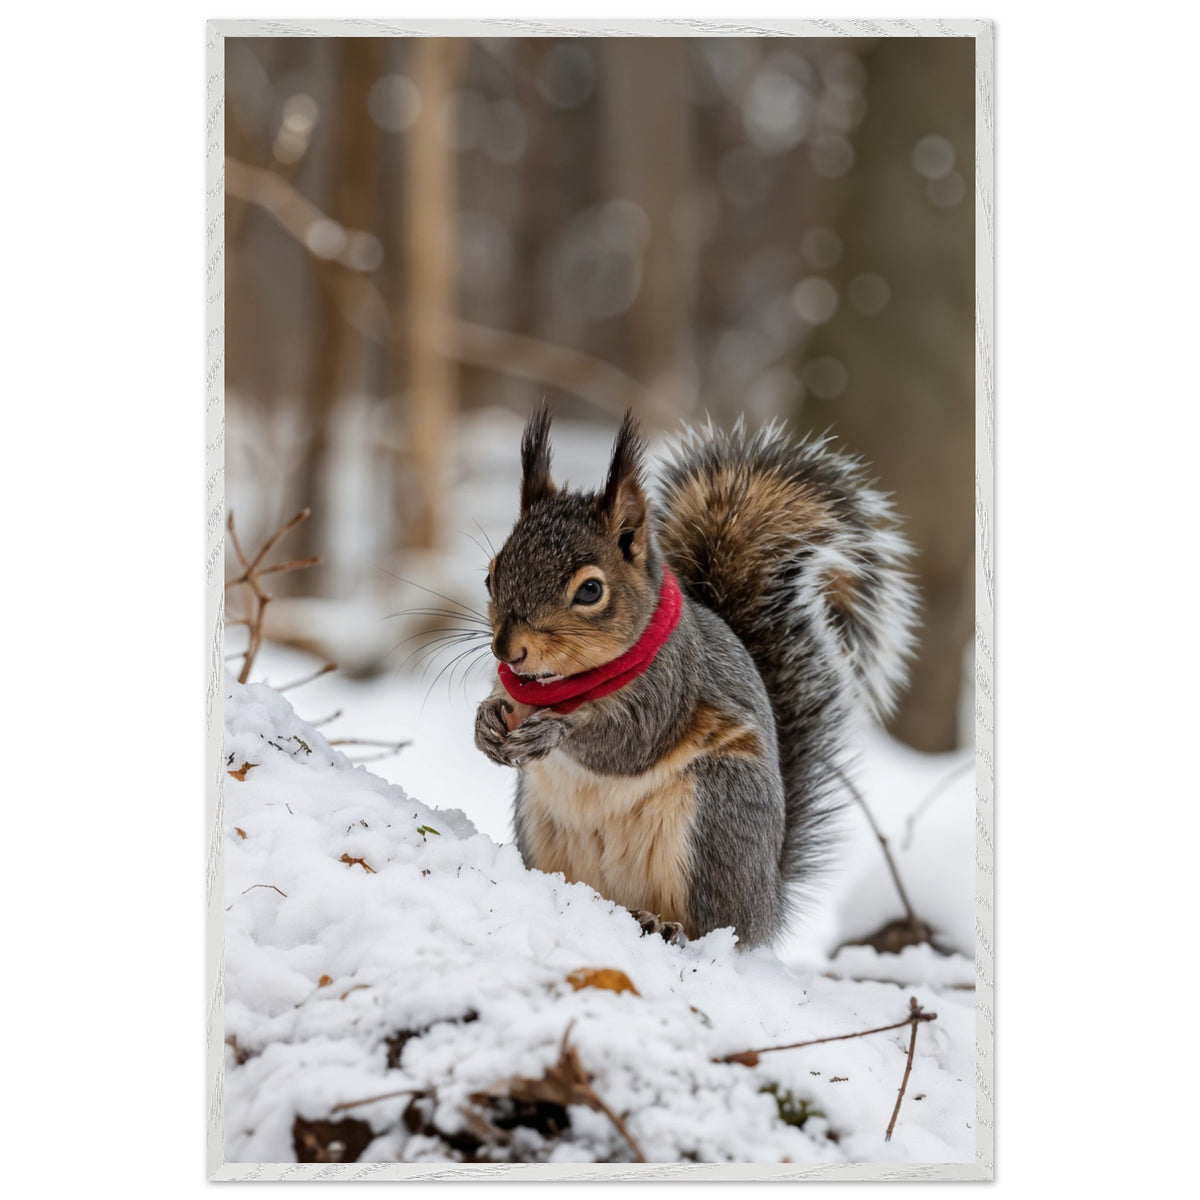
[222,679,975,1165]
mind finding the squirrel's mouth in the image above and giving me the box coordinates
[515,669,566,684]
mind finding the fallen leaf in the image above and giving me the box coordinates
[228,762,256,781]
[724,1051,760,1068]
[234,827,247,839]
[318,975,332,987]
[567,968,639,996]
[339,853,376,873]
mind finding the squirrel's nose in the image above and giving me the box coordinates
[492,625,527,666]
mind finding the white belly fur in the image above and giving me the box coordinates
[522,748,698,934]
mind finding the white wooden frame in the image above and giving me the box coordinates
[204,18,994,1179]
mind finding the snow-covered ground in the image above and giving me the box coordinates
[220,408,978,1167]
[221,648,976,1167]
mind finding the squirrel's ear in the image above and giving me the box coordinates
[600,410,648,564]
[520,402,556,513]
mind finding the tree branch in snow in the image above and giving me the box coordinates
[328,1088,426,1116]
[718,1000,937,1065]
[275,661,338,693]
[719,997,937,1142]
[885,998,934,1142]
[225,508,322,684]
[327,736,413,764]
[902,757,974,850]
[835,767,933,950]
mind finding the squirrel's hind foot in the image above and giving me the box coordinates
[632,909,688,947]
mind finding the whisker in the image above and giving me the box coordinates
[462,648,496,699]
[383,607,491,627]
[458,528,494,563]
[375,569,490,622]
[474,521,498,559]
[398,632,489,674]
[423,643,487,710]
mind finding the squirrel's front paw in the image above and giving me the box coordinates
[474,696,513,765]
[501,708,571,766]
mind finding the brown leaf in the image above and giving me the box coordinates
[476,1026,645,1163]
[509,1040,596,1109]
[723,1051,761,1068]
[228,762,256,781]
[339,853,376,873]
[567,967,639,996]
[318,975,332,988]
[234,827,247,839]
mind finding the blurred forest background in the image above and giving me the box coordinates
[223,34,975,754]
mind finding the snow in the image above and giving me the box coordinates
[220,409,977,1166]
[221,665,977,1166]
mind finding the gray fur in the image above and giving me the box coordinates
[475,410,917,949]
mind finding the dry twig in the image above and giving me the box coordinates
[718,997,937,1142]
[717,1002,937,1066]
[885,998,935,1141]
[225,507,321,683]
[276,662,338,693]
[328,736,412,763]
[242,883,287,898]
[902,758,974,850]
[835,767,932,948]
[328,1088,425,1115]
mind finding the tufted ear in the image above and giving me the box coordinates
[600,410,648,564]
[520,402,557,513]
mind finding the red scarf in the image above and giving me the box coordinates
[497,568,683,715]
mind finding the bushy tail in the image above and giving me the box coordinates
[655,419,919,884]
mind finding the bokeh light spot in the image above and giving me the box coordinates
[801,356,849,400]
[743,68,812,154]
[810,135,855,179]
[801,227,842,270]
[305,218,347,261]
[791,276,839,325]
[536,43,596,109]
[927,170,967,208]
[848,273,891,315]
[367,74,420,134]
[912,134,955,180]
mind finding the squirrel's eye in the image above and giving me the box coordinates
[484,572,492,596]
[573,578,604,605]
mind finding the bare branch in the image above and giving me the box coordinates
[718,1002,936,1065]
[902,758,974,850]
[329,1088,425,1115]
[835,766,928,941]
[885,998,934,1141]
[224,508,320,684]
[225,155,663,420]
[275,662,337,693]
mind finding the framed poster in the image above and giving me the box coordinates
[205,17,993,1179]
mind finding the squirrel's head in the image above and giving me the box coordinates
[485,405,660,681]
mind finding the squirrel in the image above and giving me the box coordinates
[473,404,918,949]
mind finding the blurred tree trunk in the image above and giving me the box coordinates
[796,37,976,753]
[599,39,695,418]
[401,38,467,553]
[298,38,384,591]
